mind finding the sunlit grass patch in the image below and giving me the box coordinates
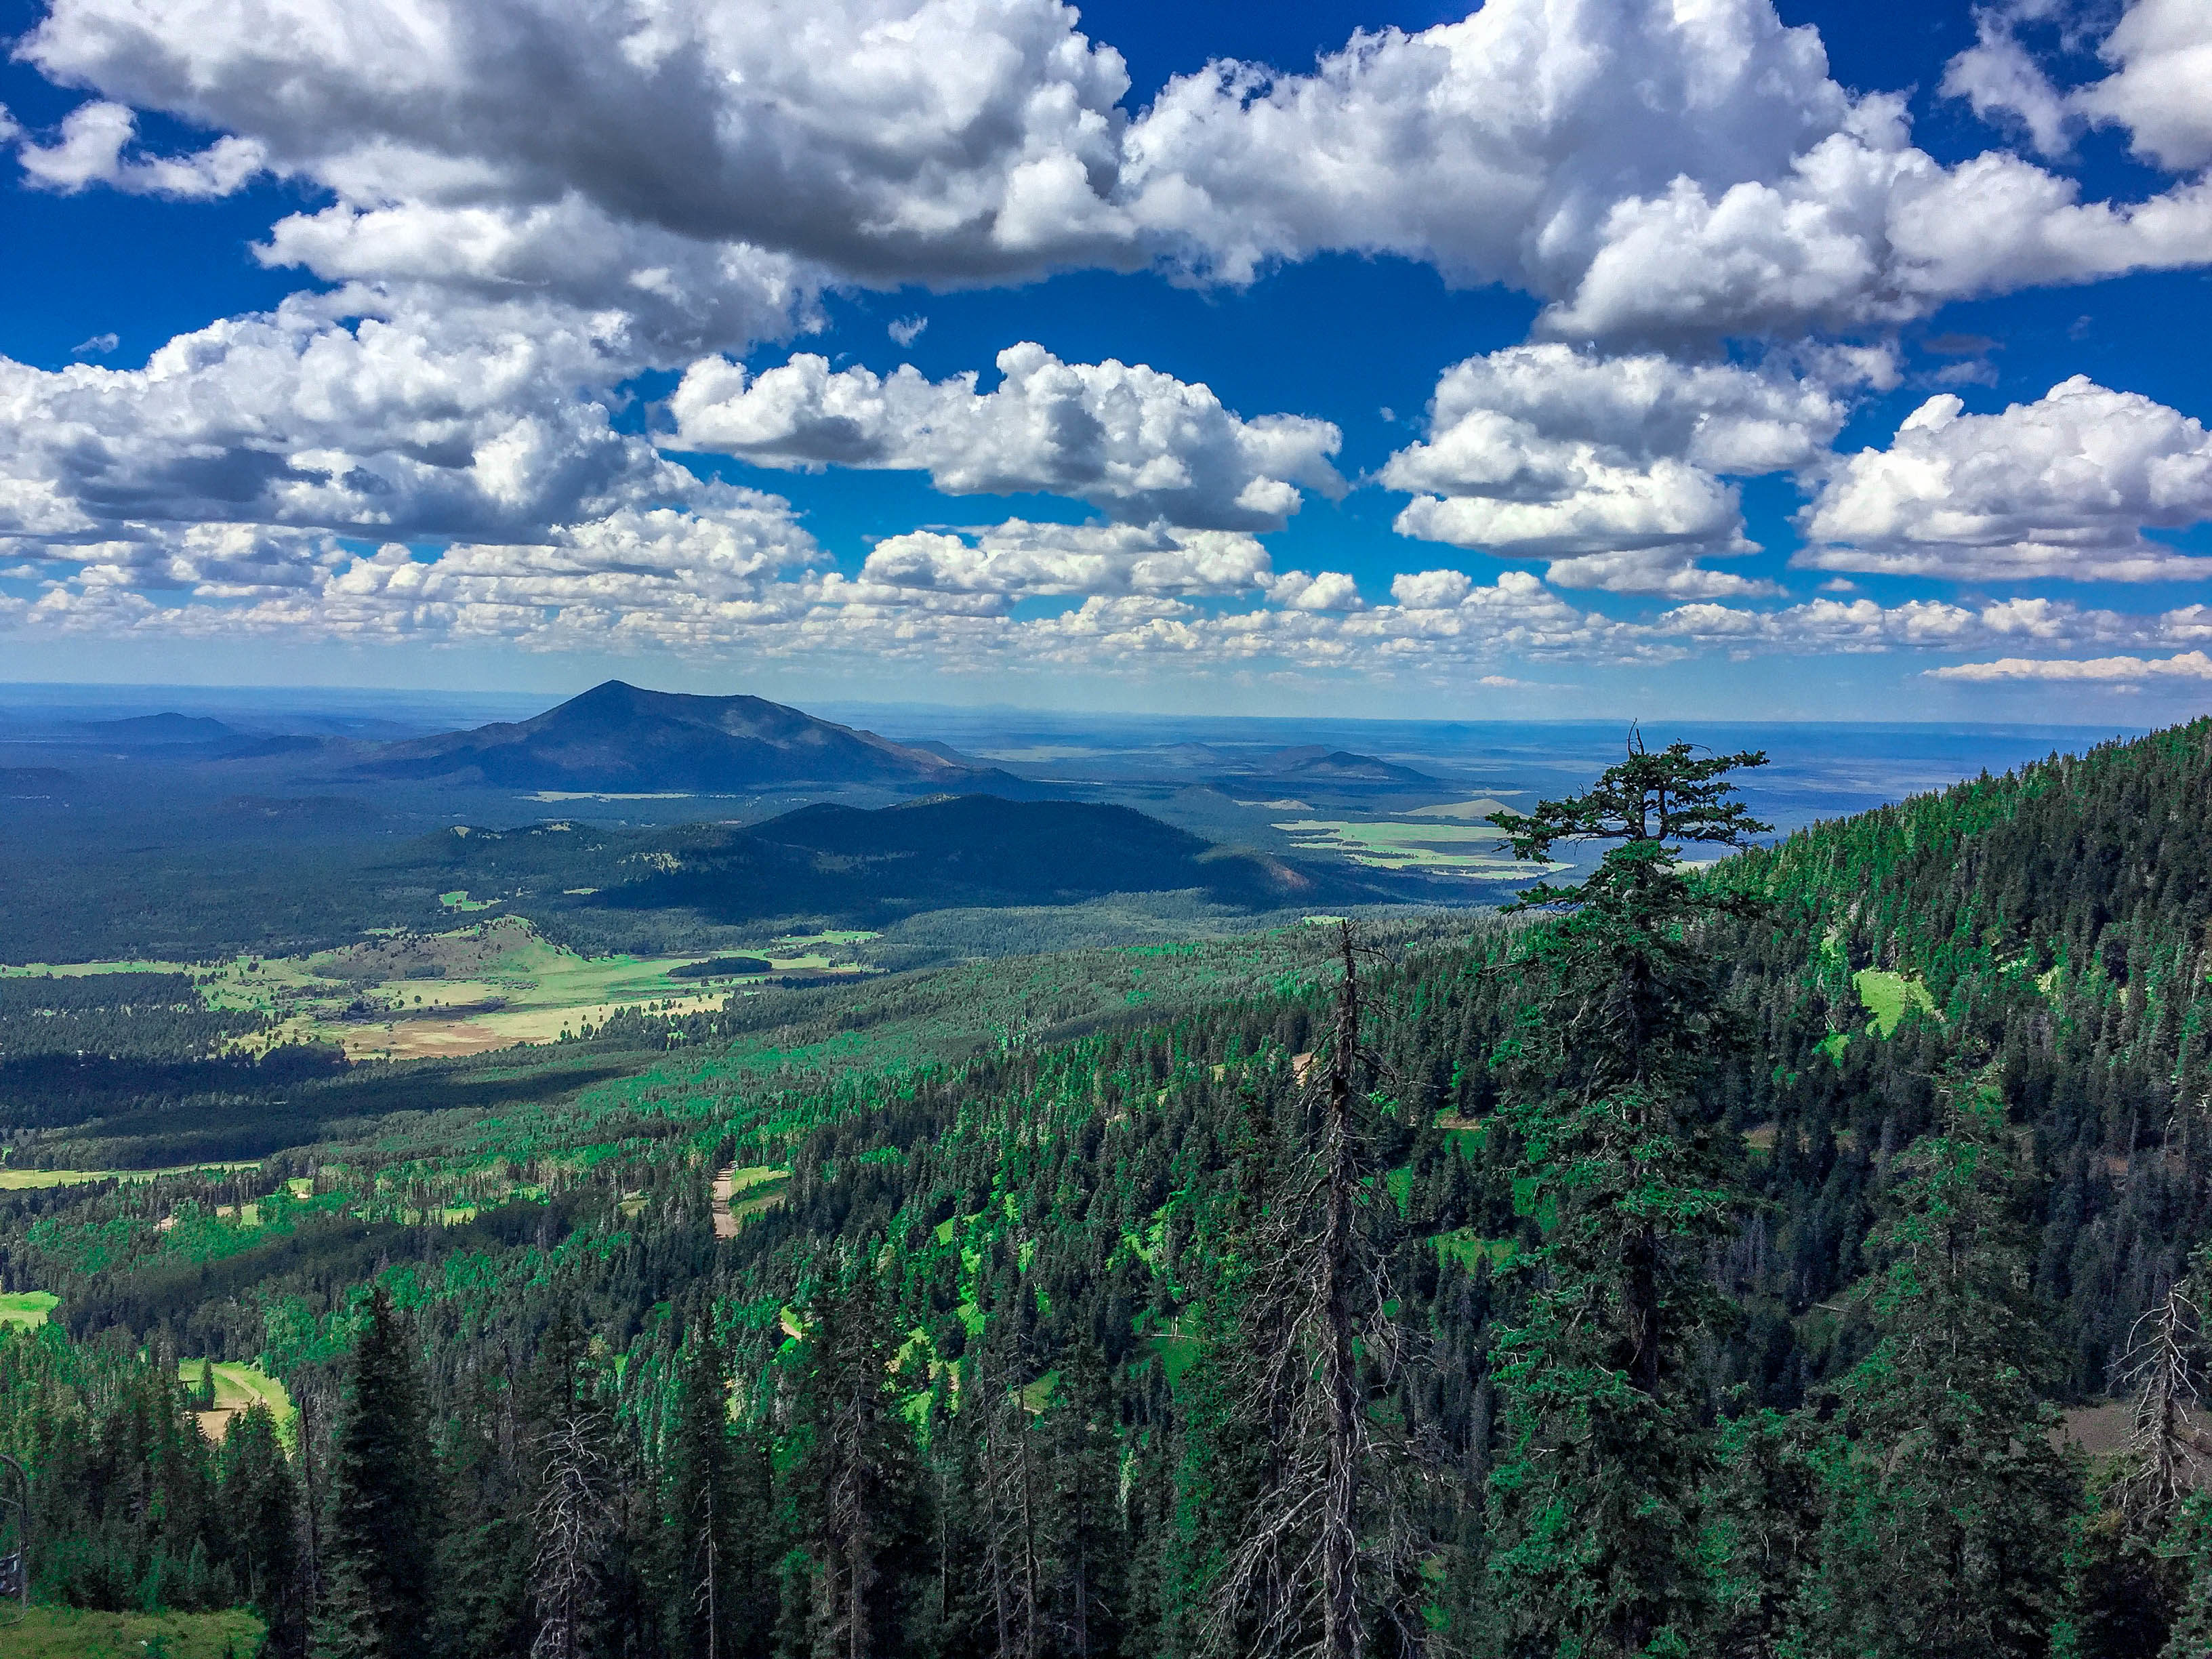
[0,1290,59,1328]
[0,1605,264,1658]
[1853,968,1938,1036]
[1270,818,1554,878]
[176,1359,296,1441]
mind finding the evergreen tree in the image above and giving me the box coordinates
[314,1286,438,1659]
[1791,1073,2079,1659]
[525,1306,612,1659]
[1040,1340,1127,1659]
[2160,1490,2212,1659]
[794,1260,922,1659]
[667,1313,779,1659]
[429,1397,533,1659]
[2072,1256,2212,1656]
[220,1400,304,1657]
[1482,735,1769,1656]
[976,1343,1044,1659]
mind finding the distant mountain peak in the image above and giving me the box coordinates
[353,683,998,793]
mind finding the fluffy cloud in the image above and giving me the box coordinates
[16,0,2212,352]
[1120,0,2212,342]
[1931,650,2212,682]
[2078,0,2212,171]
[1381,344,1846,592]
[669,344,1343,530]
[20,0,1136,287]
[15,99,264,197]
[1797,377,2212,581]
[1946,0,2212,171]
[1645,591,2212,659]
[856,519,1274,602]
[0,293,697,551]
[16,489,822,649]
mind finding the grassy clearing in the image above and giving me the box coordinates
[0,1606,264,1658]
[1853,968,1938,1036]
[1269,818,1554,878]
[0,1290,59,1328]
[0,1162,258,1191]
[710,1164,791,1237]
[1433,1230,1515,1271]
[177,1359,295,1440]
[75,916,876,1061]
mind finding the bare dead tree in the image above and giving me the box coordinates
[1208,921,1438,1659]
[530,1408,611,1659]
[2114,1272,2209,1529]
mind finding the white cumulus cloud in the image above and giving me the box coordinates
[12,0,2210,354]
[1120,0,2212,343]
[15,98,265,197]
[856,519,1275,604]
[0,293,699,551]
[1381,344,1847,592]
[1945,0,2212,173]
[1931,650,2212,682]
[1797,377,2212,581]
[669,343,1343,530]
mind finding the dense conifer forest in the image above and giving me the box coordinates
[9,722,2212,1655]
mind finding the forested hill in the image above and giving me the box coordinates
[1712,717,2212,1395]
[12,725,2212,1656]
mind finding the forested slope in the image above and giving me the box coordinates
[5,725,2212,1656]
[1713,717,2212,1394]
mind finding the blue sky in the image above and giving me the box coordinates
[2,0,2211,720]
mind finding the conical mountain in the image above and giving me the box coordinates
[357,680,988,791]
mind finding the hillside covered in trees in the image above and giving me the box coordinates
[7,722,2212,1656]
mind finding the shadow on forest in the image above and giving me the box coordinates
[9,1054,640,1167]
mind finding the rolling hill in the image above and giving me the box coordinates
[401,794,1395,928]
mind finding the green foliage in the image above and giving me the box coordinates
[1483,737,1768,1657]
[15,722,2212,1654]
[314,1286,436,1659]
[1788,1077,2079,1659]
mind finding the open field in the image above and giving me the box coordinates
[1853,968,1938,1036]
[1270,817,1556,877]
[0,1606,264,1658]
[712,1164,790,1237]
[8,916,877,1063]
[0,1290,58,1328]
[0,1163,258,1191]
[178,1359,295,1441]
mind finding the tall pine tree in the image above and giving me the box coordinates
[221,1399,304,1657]
[666,1312,779,1659]
[1210,922,1433,1659]
[794,1259,922,1659]
[1482,735,1769,1656]
[315,1285,437,1659]
[1791,1072,2078,1659]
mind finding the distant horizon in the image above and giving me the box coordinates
[0,676,2160,737]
